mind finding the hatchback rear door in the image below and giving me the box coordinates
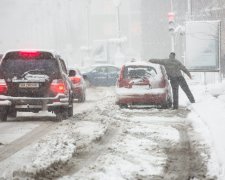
[0,51,60,97]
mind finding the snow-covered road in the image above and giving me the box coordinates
[0,86,221,179]
[60,108,212,180]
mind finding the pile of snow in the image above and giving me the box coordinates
[183,80,225,179]
[0,112,109,179]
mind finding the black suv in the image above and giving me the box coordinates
[0,50,73,121]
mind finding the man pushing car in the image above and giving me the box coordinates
[148,52,195,109]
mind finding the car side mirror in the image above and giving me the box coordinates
[68,70,76,77]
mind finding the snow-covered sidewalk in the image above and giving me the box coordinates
[180,81,225,179]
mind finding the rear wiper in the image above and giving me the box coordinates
[21,69,45,78]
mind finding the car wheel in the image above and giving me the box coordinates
[78,96,83,103]
[119,104,128,109]
[78,92,86,103]
[0,107,8,122]
[8,108,17,118]
[161,96,172,109]
[68,101,73,117]
[55,108,68,121]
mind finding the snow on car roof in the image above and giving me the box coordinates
[125,60,160,69]
[91,63,120,68]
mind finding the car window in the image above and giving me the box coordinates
[1,58,59,79]
[124,66,157,79]
[60,59,67,73]
[94,67,107,73]
[107,66,119,73]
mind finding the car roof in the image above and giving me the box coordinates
[91,64,120,68]
[124,60,160,69]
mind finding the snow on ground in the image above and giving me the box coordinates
[61,114,181,180]
[180,80,225,179]
[0,118,108,179]
[0,88,114,179]
[1,81,225,179]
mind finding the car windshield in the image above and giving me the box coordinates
[124,66,157,79]
[1,58,59,78]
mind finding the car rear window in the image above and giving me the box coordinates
[124,66,158,79]
[1,58,60,79]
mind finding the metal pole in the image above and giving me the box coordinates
[87,1,91,60]
[187,0,192,20]
[171,34,175,52]
[170,0,175,52]
[170,0,173,12]
[116,6,121,38]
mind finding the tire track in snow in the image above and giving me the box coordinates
[0,121,56,162]
[60,127,120,177]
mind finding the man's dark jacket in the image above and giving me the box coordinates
[149,58,191,79]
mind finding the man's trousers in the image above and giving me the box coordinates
[170,76,195,109]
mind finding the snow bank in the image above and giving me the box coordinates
[188,81,225,179]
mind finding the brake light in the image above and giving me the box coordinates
[50,79,66,94]
[119,65,125,82]
[70,76,81,84]
[0,79,8,94]
[18,51,41,58]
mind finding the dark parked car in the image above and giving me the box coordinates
[0,50,73,121]
[68,68,86,102]
[82,64,120,86]
[116,61,172,108]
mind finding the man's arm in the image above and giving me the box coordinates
[178,61,192,79]
[148,59,168,66]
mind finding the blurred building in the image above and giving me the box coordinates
[90,0,142,65]
[190,0,225,75]
[140,0,171,60]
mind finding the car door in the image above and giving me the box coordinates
[107,66,120,86]
[91,66,108,86]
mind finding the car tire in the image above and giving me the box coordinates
[0,107,8,122]
[55,108,68,121]
[161,96,172,109]
[8,108,17,118]
[68,101,73,117]
[119,104,128,109]
[78,92,86,103]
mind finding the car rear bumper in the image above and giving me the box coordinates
[116,87,168,105]
[72,87,83,98]
[0,94,70,110]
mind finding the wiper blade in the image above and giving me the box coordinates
[21,69,45,78]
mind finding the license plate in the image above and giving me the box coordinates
[132,85,151,89]
[19,83,39,88]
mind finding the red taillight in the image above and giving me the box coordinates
[50,79,66,94]
[119,65,125,82]
[70,76,81,84]
[118,65,126,87]
[18,51,41,58]
[0,79,8,94]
